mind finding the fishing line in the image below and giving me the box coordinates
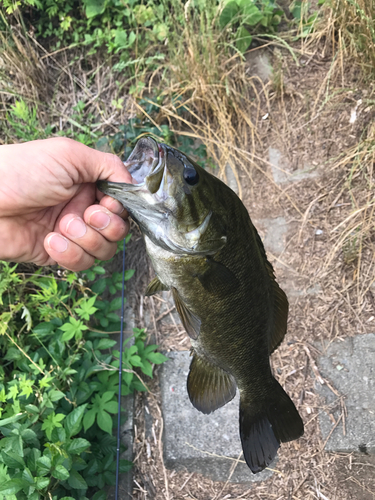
[115,127,128,500]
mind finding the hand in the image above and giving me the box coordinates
[0,137,131,271]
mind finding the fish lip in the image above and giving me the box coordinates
[125,136,161,185]
[96,136,164,195]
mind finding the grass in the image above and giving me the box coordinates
[327,121,375,304]
[321,0,375,76]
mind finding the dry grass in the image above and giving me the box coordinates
[318,0,375,76]
[130,1,275,198]
[0,23,49,112]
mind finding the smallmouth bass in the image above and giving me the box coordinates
[97,137,304,473]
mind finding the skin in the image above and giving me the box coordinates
[0,138,132,270]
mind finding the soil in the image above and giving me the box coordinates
[123,40,375,500]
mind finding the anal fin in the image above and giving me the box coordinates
[187,353,237,414]
[145,276,169,296]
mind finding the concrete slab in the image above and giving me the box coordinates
[160,351,276,483]
[255,216,289,256]
[268,147,320,185]
[315,334,375,454]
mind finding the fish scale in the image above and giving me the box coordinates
[97,136,304,473]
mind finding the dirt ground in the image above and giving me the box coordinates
[124,41,375,500]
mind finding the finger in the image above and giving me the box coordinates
[98,195,128,219]
[44,233,95,272]
[58,210,127,261]
[84,205,129,241]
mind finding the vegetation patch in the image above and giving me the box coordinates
[0,244,167,500]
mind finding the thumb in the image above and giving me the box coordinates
[47,137,133,185]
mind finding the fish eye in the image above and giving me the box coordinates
[183,167,199,186]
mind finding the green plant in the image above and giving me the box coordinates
[6,100,51,142]
[0,241,168,499]
[0,0,168,58]
[289,0,323,38]
[219,0,284,53]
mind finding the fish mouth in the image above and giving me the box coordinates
[97,136,167,197]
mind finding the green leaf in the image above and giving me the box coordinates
[48,389,65,402]
[68,468,88,489]
[101,391,115,403]
[52,464,70,480]
[35,476,50,489]
[124,269,135,281]
[84,0,106,18]
[96,338,117,350]
[109,297,122,311]
[140,359,153,377]
[236,26,252,53]
[147,352,168,364]
[92,266,106,274]
[91,278,107,294]
[27,449,41,472]
[36,456,51,476]
[22,467,34,485]
[1,451,25,468]
[83,409,96,432]
[0,412,26,426]
[92,491,106,500]
[33,322,55,337]
[41,412,65,440]
[75,296,98,320]
[25,405,39,415]
[61,317,88,342]
[66,438,91,455]
[219,1,239,28]
[0,478,25,495]
[97,410,112,434]
[65,404,87,438]
[104,401,118,414]
[106,312,120,322]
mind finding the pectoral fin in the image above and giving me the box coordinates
[196,258,239,296]
[171,287,201,340]
[145,276,169,296]
[187,352,237,414]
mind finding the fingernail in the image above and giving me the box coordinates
[89,210,111,230]
[66,217,87,238]
[47,234,68,253]
[108,199,125,215]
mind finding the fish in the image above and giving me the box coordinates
[97,136,304,473]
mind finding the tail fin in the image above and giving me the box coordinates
[240,380,304,473]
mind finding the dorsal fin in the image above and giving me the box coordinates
[252,225,289,354]
[145,276,169,296]
[266,265,289,354]
[171,287,201,340]
[187,352,237,414]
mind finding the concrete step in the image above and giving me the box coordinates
[315,333,375,454]
[159,351,276,483]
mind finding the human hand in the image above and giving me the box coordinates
[0,137,131,270]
